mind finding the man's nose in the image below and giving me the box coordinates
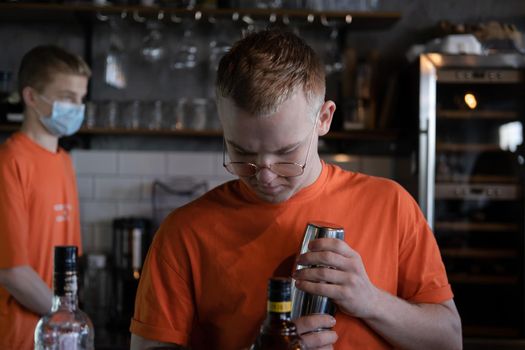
[256,166,279,184]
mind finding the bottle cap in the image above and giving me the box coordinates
[54,246,78,272]
[268,277,291,302]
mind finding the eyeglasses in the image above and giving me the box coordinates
[223,115,318,178]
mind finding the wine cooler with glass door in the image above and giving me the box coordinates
[417,53,525,338]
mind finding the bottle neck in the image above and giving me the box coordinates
[52,294,78,312]
[265,300,292,321]
[267,310,292,322]
[52,270,78,312]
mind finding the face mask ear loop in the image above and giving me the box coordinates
[38,94,53,106]
[33,93,55,118]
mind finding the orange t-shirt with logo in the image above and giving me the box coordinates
[131,162,452,349]
[0,132,82,350]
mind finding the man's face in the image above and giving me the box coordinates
[31,72,88,117]
[219,91,324,204]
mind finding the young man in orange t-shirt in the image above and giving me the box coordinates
[0,46,89,350]
[131,30,462,349]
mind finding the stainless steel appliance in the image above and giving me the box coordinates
[110,217,152,328]
[417,53,525,338]
[291,222,345,322]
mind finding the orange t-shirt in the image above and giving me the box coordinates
[131,162,452,349]
[0,132,82,350]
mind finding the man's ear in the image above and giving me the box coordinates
[22,86,37,108]
[317,100,336,136]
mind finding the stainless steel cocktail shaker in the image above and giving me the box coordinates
[291,222,345,321]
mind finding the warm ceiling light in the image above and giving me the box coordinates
[464,93,477,109]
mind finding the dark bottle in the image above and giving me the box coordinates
[251,278,304,350]
[34,246,94,350]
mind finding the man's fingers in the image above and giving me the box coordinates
[300,330,338,349]
[296,250,348,271]
[293,266,347,285]
[294,314,336,334]
[307,238,356,257]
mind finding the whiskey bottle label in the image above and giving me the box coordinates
[268,301,291,313]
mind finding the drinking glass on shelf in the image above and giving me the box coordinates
[171,98,207,131]
[143,100,164,130]
[206,98,222,131]
[166,98,187,131]
[98,100,119,129]
[188,98,207,131]
[84,101,97,129]
[121,100,141,130]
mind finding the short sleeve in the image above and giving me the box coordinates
[396,187,453,304]
[0,156,29,268]
[64,153,83,257]
[130,230,195,345]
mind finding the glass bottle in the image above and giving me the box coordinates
[251,278,304,350]
[34,246,95,350]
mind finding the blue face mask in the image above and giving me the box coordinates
[36,95,85,137]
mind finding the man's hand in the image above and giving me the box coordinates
[293,314,338,350]
[292,238,462,350]
[292,238,379,319]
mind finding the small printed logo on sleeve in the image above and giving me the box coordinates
[54,203,73,223]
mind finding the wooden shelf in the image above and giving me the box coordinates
[434,183,521,200]
[448,273,519,285]
[0,3,401,30]
[441,248,518,259]
[0,124,400,141]
[323,129,399,141]
[463,325,522,338]
[79,126,222,137]
[437,143,503,152]
[435,221,519,232]
[436,174,519,184]
[437,109,518,120]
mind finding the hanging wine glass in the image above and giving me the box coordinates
[141,18,166,64]
[206,15,238,99]
[104,14,128,89]
[170,16,199,70]
[322,16,343,75]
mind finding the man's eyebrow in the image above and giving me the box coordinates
[226,139,302,153]
[56,89,76,95]
[56,90,84,98]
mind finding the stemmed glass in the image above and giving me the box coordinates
[206,15,238,98]
[170,15,199,70]
[141,17,166,64]
[321,16,343,75]
[104,14,128,89]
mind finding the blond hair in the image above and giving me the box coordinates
[216,29,325,118]
[18,45,91,97]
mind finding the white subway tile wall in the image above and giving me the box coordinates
[73,150,393,253]
[167,152,217,176]
[72,150,118,175]
[118,152,168,176]
[76,176,94,200]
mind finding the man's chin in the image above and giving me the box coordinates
[255,190,292,204]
